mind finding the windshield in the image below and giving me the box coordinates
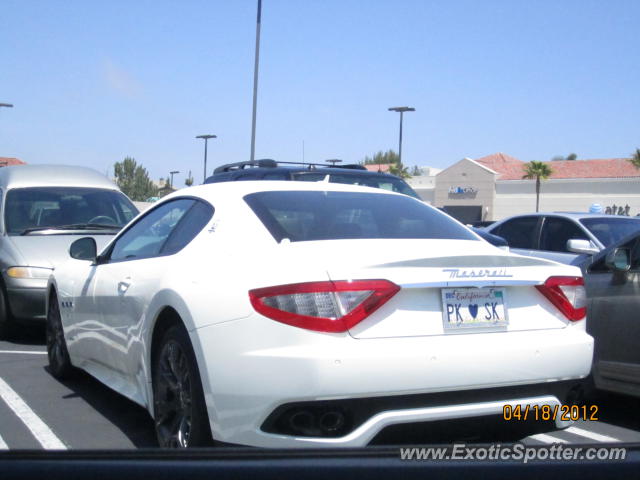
[245,190,477,243]
[580,217,640,247]
[4,187,138,235]
[291,172,421,199]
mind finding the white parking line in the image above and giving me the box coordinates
[565,426,621,443]
[0,432,8,450]
[0,350,47,355]
[0,377,66,450]
[529,433,569,444]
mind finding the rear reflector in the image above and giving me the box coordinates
[535,276,586,321]
[249,280,400,332]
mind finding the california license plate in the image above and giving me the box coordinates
[441,287,508,330]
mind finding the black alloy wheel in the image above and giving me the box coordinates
[46,292,75,379]
[153,325,212,448]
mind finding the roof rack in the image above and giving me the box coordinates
[213,159,368,174]
[328,164,367,170]
[213,159,278,173]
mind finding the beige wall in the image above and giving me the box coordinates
[414,188,435,204]
[434,159,496,220]
[407,175,436,204]
[493,177,640,220]
[408,161,640,221]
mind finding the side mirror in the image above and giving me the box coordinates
[69,237,97,261]
[605,248,631,272]
[567,239,599,255]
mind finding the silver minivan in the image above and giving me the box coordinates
[0,165,139,338]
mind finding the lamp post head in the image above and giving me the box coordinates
[0,103,14,108]
[388,106,415,113]
[196,134,217,140]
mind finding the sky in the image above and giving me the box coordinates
[1,0,639,185]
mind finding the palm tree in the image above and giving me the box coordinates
[629,148,640,170]
[522,161,553,212]
[388,162,410,179]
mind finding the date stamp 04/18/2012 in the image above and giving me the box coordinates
[503,404,599,422]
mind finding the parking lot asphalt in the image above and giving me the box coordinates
[1,329,639,450]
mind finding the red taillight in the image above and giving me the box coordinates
[249,280,400,332]
[535,276,586,321]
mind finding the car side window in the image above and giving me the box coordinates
[236,173,257,181]
[109,199,195,261]
[161,200,214,255]
[262,172,290,180]
[492,217,539,249]
[539,217,589,252]
[328,174,361,185]
[291,172,326,182]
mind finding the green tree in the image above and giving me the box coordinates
[522,161,553,212]
[185,170,194,186]
[361,150,411,178]
[363,150,399,165]
[629,148,640,170]
[388,162,411,178]
[114,157,157,201]
[411,165,422,176]
[552,153,577,161]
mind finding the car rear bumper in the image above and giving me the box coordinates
[260,394,569,447]
[192,315,593,448]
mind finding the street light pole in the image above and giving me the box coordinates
[169,170,180,188]
[196,134,216,183]
[249,0,262,162]
[388,106,415,168]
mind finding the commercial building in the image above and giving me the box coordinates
[407,153,640,223]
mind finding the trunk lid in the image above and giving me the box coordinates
[262,239,581,338]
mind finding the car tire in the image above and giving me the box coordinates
[152,324,212,448]
[0,284,13,340]
[46,291,75,379]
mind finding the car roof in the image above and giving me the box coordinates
[205,165,404,182]
[0,165,118,191]
[164,180,407,205]
[497,212,640,222]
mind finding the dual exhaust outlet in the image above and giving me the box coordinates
[287,409,347,437]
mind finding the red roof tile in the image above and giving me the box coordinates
[364,164,391,173]
[474,153,640,180]
[0,157,26,167]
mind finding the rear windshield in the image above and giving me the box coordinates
[291,172,421,199]
[5,187,138,235]
[244,191,478,243]
[580,217,640,247]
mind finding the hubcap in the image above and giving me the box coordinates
[155,341,193,448]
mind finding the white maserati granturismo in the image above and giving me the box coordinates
[46,181,593,448]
